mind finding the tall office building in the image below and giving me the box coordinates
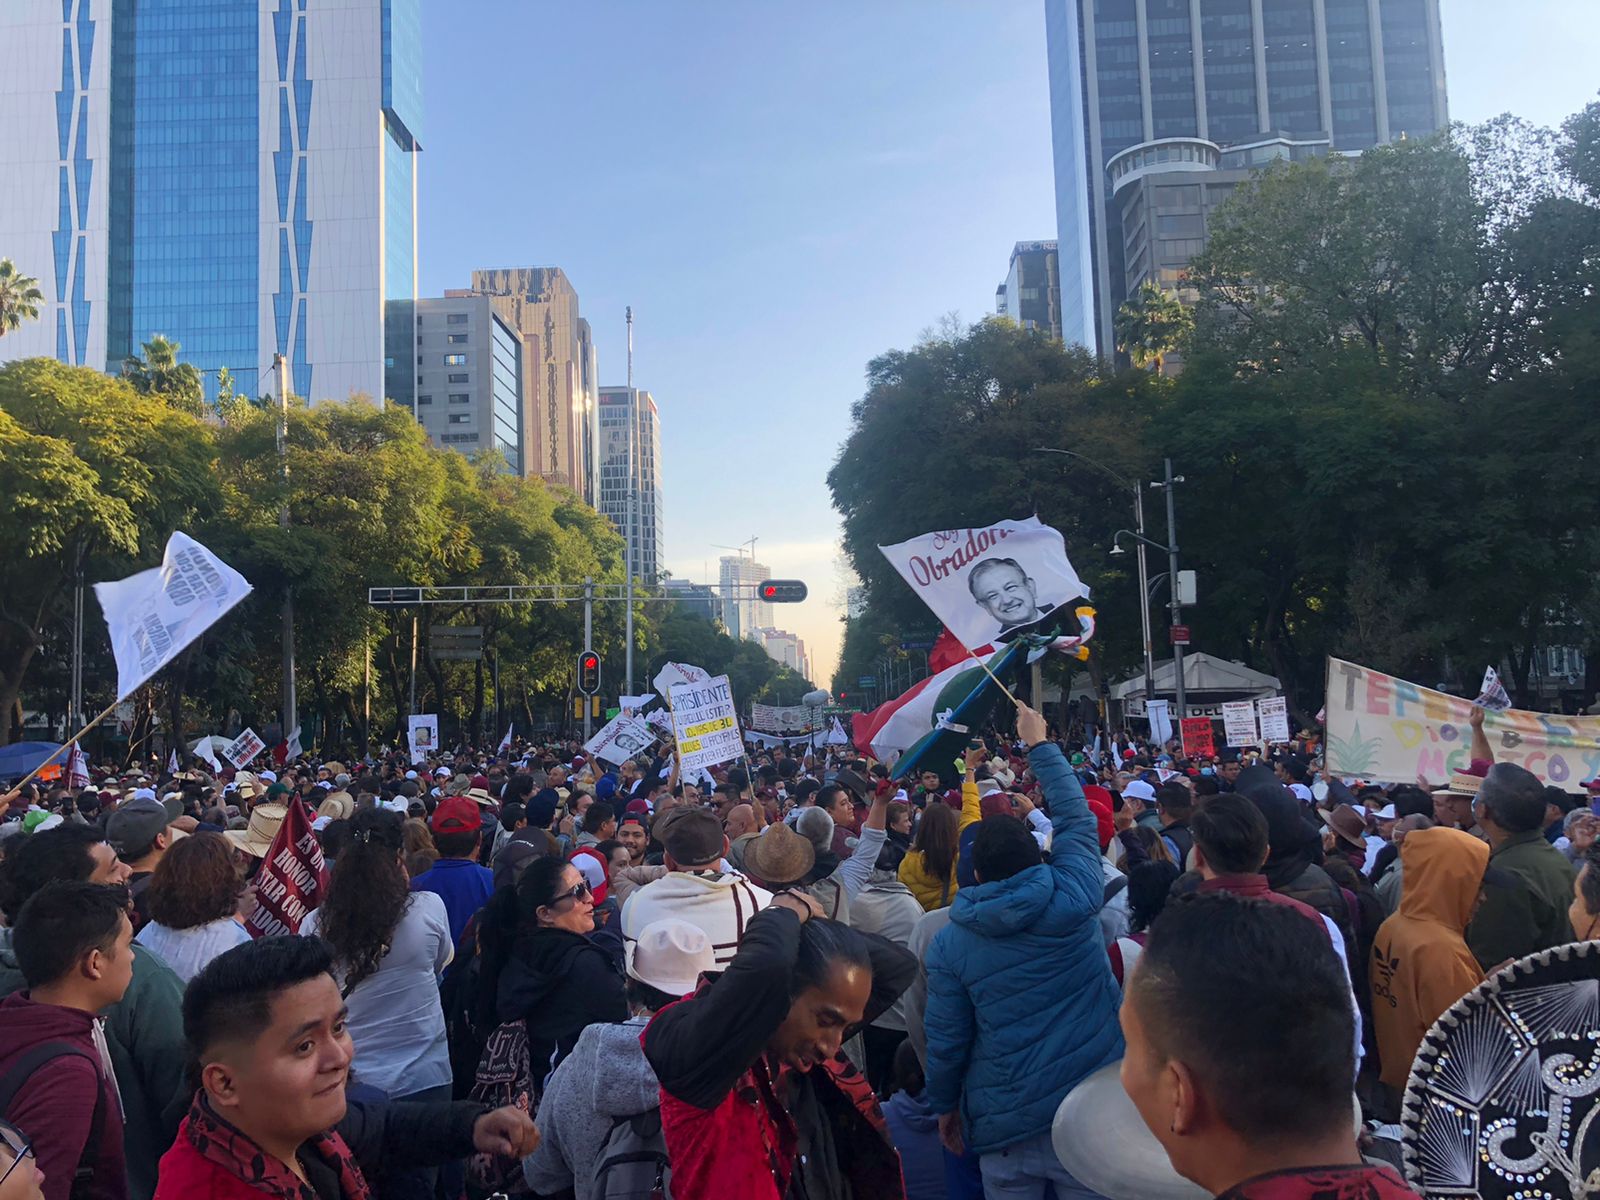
[754,628,811,681]
[0,0,422,403]
[995,241,1063,341]
[458,268,593,498]
[661,579,720,623]
[1045,0,1447,355]
[598,386,664,585]
[409,296,522,471]
[719,556,772,641]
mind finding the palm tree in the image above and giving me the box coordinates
[121,335,205,415]
[0,259,44,337]
[1114,281,1194,374]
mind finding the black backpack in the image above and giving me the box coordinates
[0,1042,106,1200]
[591,1106,671,1200]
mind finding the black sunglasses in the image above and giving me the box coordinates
[0,1121,33,1188]
[551,879,593,906]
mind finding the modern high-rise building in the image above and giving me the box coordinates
[1045,0,1447,355]
[754,627,811,682]
[409,296,522,472]
[661,579,720,624]
[456,268,593,498]
[598,386,663,585]
[0,0,423,404]
[995,241,1063,341]
[719,556,772,641]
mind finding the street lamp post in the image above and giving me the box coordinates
[1033,448,1156,700]
[1110,456,1186,717]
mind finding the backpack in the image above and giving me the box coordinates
[0,1042,106,1200]
[1102,875,1128,905]
[464,1019,536,1198]
[591,1107,672,1200]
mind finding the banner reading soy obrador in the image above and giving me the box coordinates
[669,674,745,773]
[1325,656,1600,791]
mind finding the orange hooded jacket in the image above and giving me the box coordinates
[1369,825,1487,1090]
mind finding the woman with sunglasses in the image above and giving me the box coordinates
[474,856,626,1086]
[0,1120,45,1200]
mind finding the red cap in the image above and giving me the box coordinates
[1121,749,1137,760]
[1583,780,1600,792]
[1083,785,1116,851]
[430,795,480,835]
[625,798,651,815]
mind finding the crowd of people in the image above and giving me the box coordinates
[0,693,1591,1200]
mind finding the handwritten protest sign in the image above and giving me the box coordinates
[669,675,744,773]
[1180,717,1215,758]
[223,728,265,769]
[1326,656,1600,790]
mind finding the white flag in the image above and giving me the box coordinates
[1474,665,1513,712]
[168,748,179,774]
[878,517,1088,650]
[67,745,90,790]
[94,532,252,702]
[498,724,513,755]
[653,661,710,700]
[193,737,222,773]
[284,726,302,761]
[827,716,849,746]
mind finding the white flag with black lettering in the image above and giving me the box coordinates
[94,532,253,702]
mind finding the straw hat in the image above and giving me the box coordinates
[315,791,354,822]
[1431,770,1483,799]
[465,787,498,808]
[223,803,286,858]
[742,822,816,888]
[233,772,264,802]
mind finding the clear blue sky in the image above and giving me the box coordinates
[418,0,1600,686]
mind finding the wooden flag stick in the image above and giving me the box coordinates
[9,697,122,795]
[961,645,1023,708]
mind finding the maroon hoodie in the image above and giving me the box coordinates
[0,992,126,1200]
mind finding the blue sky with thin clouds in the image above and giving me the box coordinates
[419,1,1600,686]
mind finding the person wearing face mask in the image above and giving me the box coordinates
[474,858,627,1084]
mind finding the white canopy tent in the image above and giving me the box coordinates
[1110,653,1282,701]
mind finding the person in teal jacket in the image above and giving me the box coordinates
[923,703,1124,1199]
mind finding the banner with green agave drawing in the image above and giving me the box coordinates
[1325,657,1600,792]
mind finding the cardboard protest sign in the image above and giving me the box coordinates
[1326,656,1600,790]
[1180,717,1215,758]
[584,713,659,765]
[653,661,710,700]
[1222,701,1259,748]
[223,728,266,769]
[669,675,744,773]
[878,517,1088,650]
[94,532,253,702]
[407,714,439,765]
[245,797,327,939]
[1146,699,1173,747]
[1257,696,1291,743]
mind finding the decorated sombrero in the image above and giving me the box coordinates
[1400,940,1600,1198]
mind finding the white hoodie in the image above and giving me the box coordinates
[620,869,773,968]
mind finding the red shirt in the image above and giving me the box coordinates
[1195,874,1331,939]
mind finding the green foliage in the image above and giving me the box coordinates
[0,260,43,336]
[120,335,206,417]
[1114,281,1192,372]
[652,606,814,707]
[830,104,1600,715]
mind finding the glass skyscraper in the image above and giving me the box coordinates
[1045,0,1447,356]
[0,0,422,405]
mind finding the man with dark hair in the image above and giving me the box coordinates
[1192,796,1330,933]
[1156,782,1195,865]
[1120,894,1415,1198]
[1467,761,1578,969]
[411,795,496,945]
[1216,749,1243,793]
[0,826,183,1200]
[575,800,615,851]
[106,796,185,931]
[925,703,1123,1198]
[819,784,858,860]
[0,882,133,1200]
[155,936,537,1198]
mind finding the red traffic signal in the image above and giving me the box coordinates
[757,579,807,603]
[577,651,602,695]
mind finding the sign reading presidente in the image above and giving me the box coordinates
[878,517,1088,649]
[669,675,744,773]
[1325,656,1600,790]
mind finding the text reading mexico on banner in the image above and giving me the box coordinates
[1325,657,1600,790]
[878,517,1088,650]
[669,675,744,774]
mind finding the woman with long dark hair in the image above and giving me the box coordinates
[474,855,626,1084]
[899,746,985,911]
[300,807,453,1102]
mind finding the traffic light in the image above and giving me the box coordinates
[577,650,601,695]
[757,579,808,603]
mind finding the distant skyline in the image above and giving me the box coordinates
[418,1,1600,688]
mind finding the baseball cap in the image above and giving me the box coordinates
[404,770,418,780]
[106,796,186,857]
[1123,779,1156,804]
[656,806,724,867]
[429,795,480,835]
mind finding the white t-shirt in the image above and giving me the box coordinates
[136,918,252,984]
[301,890,454,1098]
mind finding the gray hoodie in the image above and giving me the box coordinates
[523,1015,659,1200]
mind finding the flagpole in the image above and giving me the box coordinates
[10,697,123,794]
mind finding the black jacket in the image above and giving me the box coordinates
[317,1096,485,1199]
[495,927,627,1075]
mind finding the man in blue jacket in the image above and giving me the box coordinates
[924,702,1124,1199]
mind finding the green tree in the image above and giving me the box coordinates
[0,260,43,336]
[1114,281,1192,373]
[121,335,206,417]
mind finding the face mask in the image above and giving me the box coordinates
[1200,767,1215,777]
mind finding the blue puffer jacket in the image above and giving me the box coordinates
[923,741,1125,1155]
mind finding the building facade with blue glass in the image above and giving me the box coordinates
[0,0,421,405]
[1045,0,1447,357]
